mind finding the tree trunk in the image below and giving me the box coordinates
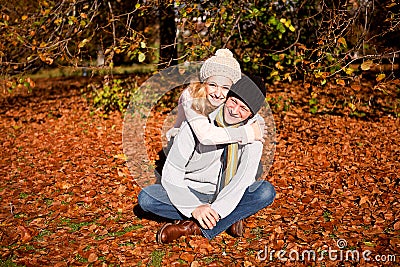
[159,2,177,69]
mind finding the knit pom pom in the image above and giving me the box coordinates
[199,48,241,83]
[215,48,233,58]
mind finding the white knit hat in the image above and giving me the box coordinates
[199,49,241,83]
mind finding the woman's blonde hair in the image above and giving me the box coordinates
[188,81,215,116]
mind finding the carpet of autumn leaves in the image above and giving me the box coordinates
[0,75,399,267]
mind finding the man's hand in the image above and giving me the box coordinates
[191,204,220,229]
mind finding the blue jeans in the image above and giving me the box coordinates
[138,180,276,239]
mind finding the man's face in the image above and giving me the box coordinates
[223,96,252,125]
[205,76,233,107]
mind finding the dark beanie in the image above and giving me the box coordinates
[227,75,267,115]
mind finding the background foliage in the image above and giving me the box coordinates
[176,0,400,84]
[0,0,154,74]
[1,0,399,112]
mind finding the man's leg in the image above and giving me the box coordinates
[202,180,276,239]
[138,184,186,220]
[139,184,208,244]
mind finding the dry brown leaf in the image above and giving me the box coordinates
[359,196,369,205]
[17,226,32,243]
[180,251,195,262]
[88,252,98,263]
[394,221,400,230]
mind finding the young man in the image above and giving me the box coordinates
[138,76,276,243]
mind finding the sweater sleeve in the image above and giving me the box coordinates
[173,89,191,128]
[210,141,263,219]
[161,121,203,218]
[183,104,257,145]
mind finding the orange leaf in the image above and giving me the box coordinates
[88,252,98,263]
[336,79,346,86]
[394,221,400,230]
[180,251,195,262]
[17,226,32,243]
[359,196,368,205]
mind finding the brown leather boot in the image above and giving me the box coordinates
[228,219,244,237]
[156,220,202,244]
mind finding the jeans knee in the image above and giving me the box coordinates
[137,189,151,212]
[259,181,276,206]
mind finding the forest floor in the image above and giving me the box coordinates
[0,75,399,267]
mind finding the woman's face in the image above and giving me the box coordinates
[205,76,233,107]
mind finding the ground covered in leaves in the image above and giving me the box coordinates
[0,75,399,267]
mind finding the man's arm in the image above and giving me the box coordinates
[210,140,263,219]
[161,121,204,218]
[183,104,262,145]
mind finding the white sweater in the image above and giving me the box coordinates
[162,106,264,219]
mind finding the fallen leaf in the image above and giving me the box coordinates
[17,226,32,243]
[88,252,98,263]
[180,251,195,262]
[359,196,368,205]
[394,221,400,230]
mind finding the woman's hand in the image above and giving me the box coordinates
[166,127,180,141]
[191,204,220,229]
[251,119,266,143]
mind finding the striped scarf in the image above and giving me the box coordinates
[214,106,243,189]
